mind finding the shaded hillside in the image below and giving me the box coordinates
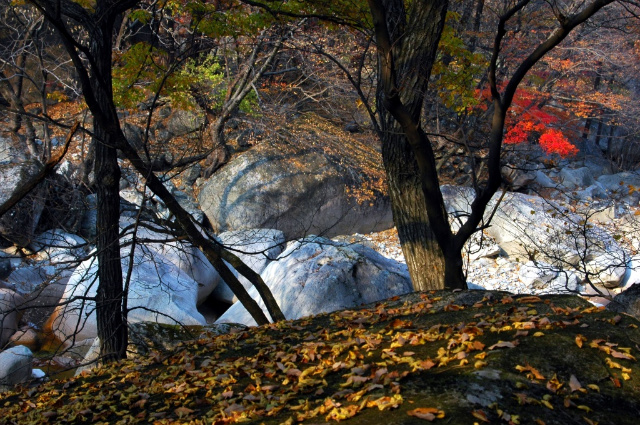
[1,291,639,424]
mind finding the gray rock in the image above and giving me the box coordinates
[216,237,412,326]
[0,345,33,390]
[575,183,608,201]
[534,170,557,189]
[597,172,640,202]
[211,228,285,304]
[4,266,57,295]
[29,229,88,264]
[0,289,24,348]
[119,219,220,305]
[518,261,558,287]
[442,185,624,268]
[0,160,46,247]
[607,284,640,319]
[559,167,596,189]
[122,122,145,151]
[183,164,202,187]
[198,142,394,239]
[167,110,204,137]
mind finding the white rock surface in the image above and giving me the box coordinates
[0,345,33,389]
[211,228,285,304]
[47,252,206,344]
[216,237,412,326]
[586,253,628,288]
[0,288,24,348]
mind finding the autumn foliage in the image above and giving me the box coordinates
[499,91,579,158]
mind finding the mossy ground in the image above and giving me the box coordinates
[1,291,639,424]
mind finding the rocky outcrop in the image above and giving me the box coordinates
[198,141,393,240]
[216,236,412,326]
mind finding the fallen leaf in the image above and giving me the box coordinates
[518,296,542,304]
[489,341,517,350]
[611,350,636,361]
[569,375,582,392]
[174,407,194,418]
[407,407,445,421]
[472,409,490,422]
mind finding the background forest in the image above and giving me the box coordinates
[1,0,640,395]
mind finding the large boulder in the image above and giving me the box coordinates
[559,166,596,189]
[29,229,88,265]
[46,248,207,344]
[0,289,24,348]
[119,219,219,304]
[0,160,46,247]
[198,140,393,239]
[0,345,32,390]
[607,283,640,319]
[0,161,86,247]
[216,237,412,326]
[210,228,285,304]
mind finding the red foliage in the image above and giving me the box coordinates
[538,129,578,158]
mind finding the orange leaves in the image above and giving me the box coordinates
[515,364,546,381]
[408,407,445,421]
[472,409,490,422]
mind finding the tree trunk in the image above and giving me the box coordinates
[381,128,446,290]
[91,19,127,362]
[371,0,451,290]
[94,125,127,362]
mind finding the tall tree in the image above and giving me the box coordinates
[26,0,285,361]
[367,0,617,290]
[368,0,452,291]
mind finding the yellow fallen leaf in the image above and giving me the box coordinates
[540,399,554,410]
[533,332,545,337]
[583,416,599,425]
[474,360,487,369]
[586,384,600,392]
[577,405,592,413]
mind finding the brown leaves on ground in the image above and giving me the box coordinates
[0,291,639,425]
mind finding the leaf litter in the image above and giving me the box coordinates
[1,291,639,424]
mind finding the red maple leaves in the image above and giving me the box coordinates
[501,91,579,158]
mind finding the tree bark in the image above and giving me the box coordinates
[370,0,452,290]
[91,12,128,362]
